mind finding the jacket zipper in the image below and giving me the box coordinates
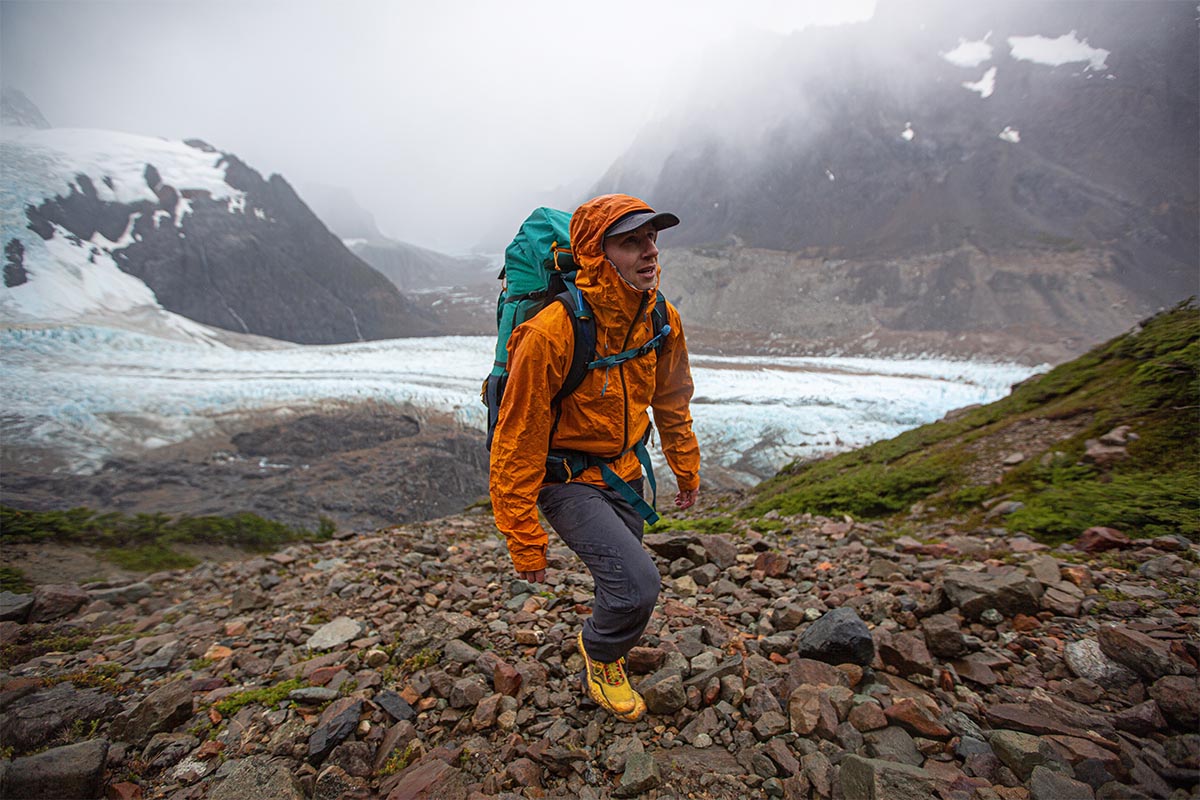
[617,293,650,453]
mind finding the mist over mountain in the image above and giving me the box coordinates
[598,0,1198,361]
[1,121,443,344]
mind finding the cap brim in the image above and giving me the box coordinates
[604,210,681,238]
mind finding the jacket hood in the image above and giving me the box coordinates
[569,194,660,325]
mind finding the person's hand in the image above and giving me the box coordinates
[675,489,698,509]
[517,569,546,583]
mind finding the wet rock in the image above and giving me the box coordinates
[306,617,365,651]
[207,755,305,800]
[28,584,89,623]
[793,607,875,666]
[3,738,108,800]
[0,591,33,623]
[943,568,1043,620]
[840,754,938,800]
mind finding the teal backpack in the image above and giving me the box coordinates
[482,206,671,523]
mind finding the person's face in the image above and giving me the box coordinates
[603,222,660,291]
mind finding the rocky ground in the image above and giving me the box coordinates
[0,494,1197,800]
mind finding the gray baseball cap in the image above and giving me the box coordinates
[604,209,681,238]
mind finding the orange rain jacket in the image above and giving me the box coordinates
[489,194,701,573]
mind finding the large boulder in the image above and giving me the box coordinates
[793,607,875,666]
[3,739,108,800]
[942,568,1043,620]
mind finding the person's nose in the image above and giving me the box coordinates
[644,239,659,259]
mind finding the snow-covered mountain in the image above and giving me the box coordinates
[1,125,443,344]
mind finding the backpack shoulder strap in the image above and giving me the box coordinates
[552,286,595,404]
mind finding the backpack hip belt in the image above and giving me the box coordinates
[544,425,660,525]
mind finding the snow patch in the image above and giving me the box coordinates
[942,33,993,68]
[999,126,1021,143]
[1008,31,1109,71]
[962,66,997,98]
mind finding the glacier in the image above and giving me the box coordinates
[0,324,1043,485]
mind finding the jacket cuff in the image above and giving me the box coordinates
[508,540,548,573]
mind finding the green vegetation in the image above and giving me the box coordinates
[0,506,336,572]
[748,300,1199,543]
[646,516,734,535]
[212,678,305,717]
[0,627,97,668]
[0,565,31,593]
[379,741,421,776]
[399,647,441,674]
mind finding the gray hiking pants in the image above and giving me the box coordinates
[537,479,661,663]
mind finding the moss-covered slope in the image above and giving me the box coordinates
[746,300,1199,543]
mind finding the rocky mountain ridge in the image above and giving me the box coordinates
[601,0,1197,362]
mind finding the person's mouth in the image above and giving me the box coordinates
[637,264,656,279]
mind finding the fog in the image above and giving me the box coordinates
[1,0,874,253]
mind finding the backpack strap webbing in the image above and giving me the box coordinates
[545,427,660,525]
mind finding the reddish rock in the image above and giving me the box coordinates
[1012,614,1040,632]
[754,551,790,578]
[1113,700,1168,737]
[1149,675,1200,729]
[883,698,951,739]
[625,646,666,674]
[28,584,89,623]
[106,783,144,800]
[492,662,522,697]
[505,757,543,788]
[1076,527,1132,553]
[1098,626,1189,681]
[877,630,934,676]
[848,701,888,732]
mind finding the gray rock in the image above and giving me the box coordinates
[1030,765,1096,799]
[839,754,938,800]
[943,568,1043,620]
[289,687,340,704]
[28,584,89,623]
[307,697,363,764]
[641,670,686,715]
[110,679,194,745]
[0,591,33,622]
[921,613,966,658]
[864,725,923,766]
[613,738,661,797]
[0,684,122,751]
[87,581,153,606]
[206,755,306,800]
[4,739,108,800]
[1098,625,1192,681]
[990,729,1061,781]
[794,607,875,666]
[305,617,365,650]
[1064,638,1139,687]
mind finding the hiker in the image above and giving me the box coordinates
[489,193,701,722]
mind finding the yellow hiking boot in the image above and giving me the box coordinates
[578,632,646,722]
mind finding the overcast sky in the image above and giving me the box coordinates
[2,0,875,252]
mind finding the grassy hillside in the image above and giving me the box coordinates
[747,300,1199,543]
